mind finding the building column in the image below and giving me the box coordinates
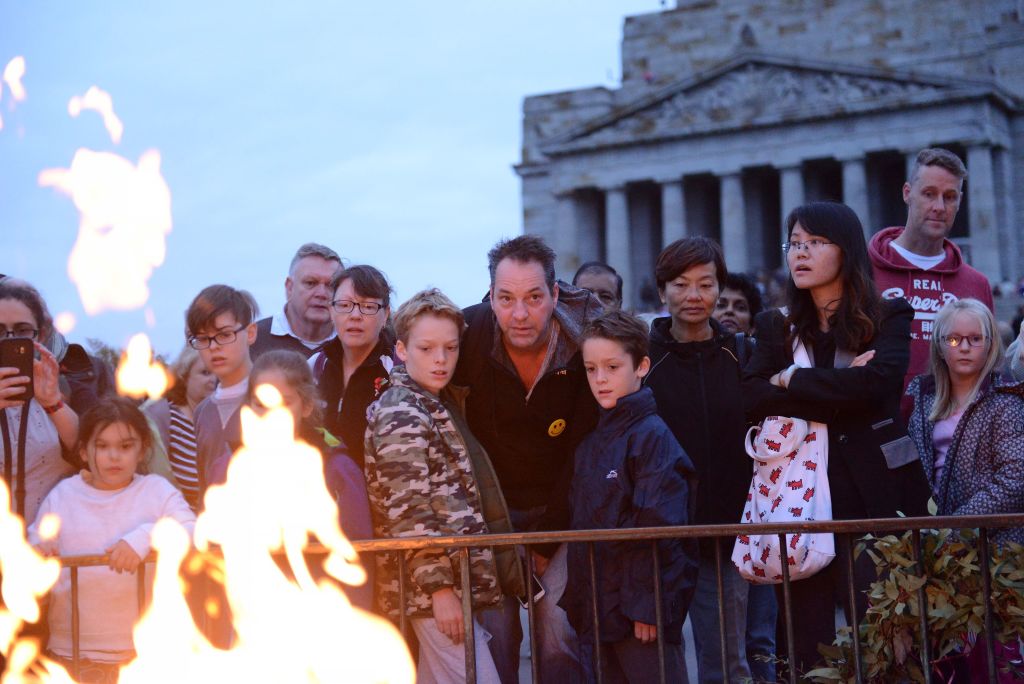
[719,172,748,273]
[660,179,686,247]
[779,164,804,248]
[554,191,579,280]
[841,156,871,238]
[967,144,1001,283]
[605,185,633,309]
[993,147,1018,283]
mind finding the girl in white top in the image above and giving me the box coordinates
[28,397,196,674]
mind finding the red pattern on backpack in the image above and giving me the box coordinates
[786,479,804,490]
[803,487,815,502]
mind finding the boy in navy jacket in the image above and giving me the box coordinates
[560,310,698,683]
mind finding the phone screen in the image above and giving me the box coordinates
[0,338,34,403]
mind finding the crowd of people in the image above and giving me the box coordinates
[1,146,1023,683]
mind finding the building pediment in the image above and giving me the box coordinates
[540,53,1017,156]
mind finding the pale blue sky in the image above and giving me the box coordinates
[0,1,661,356]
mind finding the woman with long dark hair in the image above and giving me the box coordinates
[742,201,930,675]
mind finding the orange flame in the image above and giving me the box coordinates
[3,57,26,102]
[115,333,170,400]
[68,86,123,144]
[38,149,172,315]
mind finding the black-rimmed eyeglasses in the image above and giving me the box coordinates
[0,326,39,340]
[188,325,246,350]
[330,300,383,315]
[782,239,835,254]
[941,334,989,349]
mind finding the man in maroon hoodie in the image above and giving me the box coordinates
[869,147,994,404]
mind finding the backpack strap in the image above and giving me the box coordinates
[734,332,756,369]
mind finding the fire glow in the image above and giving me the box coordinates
[115,333,170,401]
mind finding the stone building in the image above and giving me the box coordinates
[515,0,1024,309]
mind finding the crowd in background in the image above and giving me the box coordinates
[1,146,1023,683]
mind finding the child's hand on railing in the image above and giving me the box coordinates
[634,621,657,644]
[106,540,141,574]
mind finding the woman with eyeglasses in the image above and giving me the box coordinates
[0,280,76,522]
[310,265,396,468]
[906,299,1024,544]
[742,202,930,675]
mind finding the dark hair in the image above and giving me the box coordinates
[248,349,323,427]
[655,237,728,291]
[330,264,393,310]
[910,147,967,183]
[723,272,764,320]
[580,310,650,367]
[78,397,154,467]
[784,202,881,351]
[0,280,52,341]
[572,261,623,301]
[487,235,557,293]
[185,284,257,336]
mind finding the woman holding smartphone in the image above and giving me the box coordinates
[741,202,930,675]
[0,280,77,521]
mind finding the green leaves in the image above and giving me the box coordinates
[809,530,1024,683]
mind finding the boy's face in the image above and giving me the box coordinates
[582,337,650,410]
[193,312,255,387]
[395,314,460,396]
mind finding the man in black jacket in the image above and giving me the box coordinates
[454,235,600,684]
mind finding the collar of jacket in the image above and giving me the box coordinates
[387,365,446,410]
[321,335,395,370]
[908,371,1024,406]
[486,280,602,374]
[650,316,732,355]
[595,386,658,434]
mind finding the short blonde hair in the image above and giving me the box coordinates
[393,289,465,344]
[928,298,1003,421]
[165,345,202,405]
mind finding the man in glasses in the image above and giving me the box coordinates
[868,148,994,407]
[251,243,342,360]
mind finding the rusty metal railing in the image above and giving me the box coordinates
[51,512,1024,684]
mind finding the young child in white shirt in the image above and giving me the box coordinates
[28,397,196,679]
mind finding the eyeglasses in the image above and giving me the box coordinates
[0,326,39,340]
[941,334,989,349]
[188,325,246,350]
[330,300,383,315]
[782,239,835,254]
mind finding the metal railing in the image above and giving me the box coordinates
[52,512,1024,684]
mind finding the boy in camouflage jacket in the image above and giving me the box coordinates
[364,288,503,683]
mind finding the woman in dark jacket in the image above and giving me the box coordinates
[310,265,396,468]
[644,236,755,684]
[743,201,930,675]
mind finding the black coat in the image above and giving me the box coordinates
[560,388,698,644]
[313,336,395,469]
[644,317,753,527]
[741,300,930,520]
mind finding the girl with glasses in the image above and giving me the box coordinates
[906,298,1024,544]
[309,265,397,468]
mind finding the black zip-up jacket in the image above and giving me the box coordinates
[644,317,752,529]
[453,284,601,516]
[560,388,698,644]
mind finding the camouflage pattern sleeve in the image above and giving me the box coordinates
[365,397,454,596]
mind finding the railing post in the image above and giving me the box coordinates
[910,530,932,684]
[396,552,408,639]
[525,547,540,684]
[978,528,997,684]
[651,540,666,684]
[714,537,730,684]
[588,542,603,684]
[137,562,147,616]
[459,546,476,684]
[70,566,80,681]
[778,533,797,684]
[842,534,865,684]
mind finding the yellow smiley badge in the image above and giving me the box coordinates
[548,419,567,437]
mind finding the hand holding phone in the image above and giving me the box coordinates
[0,338,34,407]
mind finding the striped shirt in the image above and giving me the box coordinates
[167,403,200,509]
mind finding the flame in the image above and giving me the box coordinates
[52,312,76,336]
[67,86,123,144]
[115,333,170,400]
[119,386,414,683]
[38,149,172,315]
[3,57,26,102]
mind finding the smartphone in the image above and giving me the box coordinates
[518,572,546,609]
[0,338,34,403]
